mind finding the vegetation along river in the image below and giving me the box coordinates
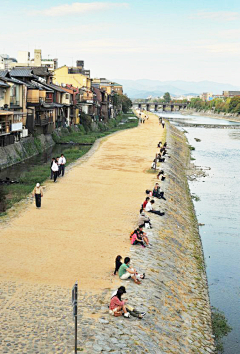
[158,111,240,354]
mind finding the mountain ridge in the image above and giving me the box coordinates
[113,79,240,98]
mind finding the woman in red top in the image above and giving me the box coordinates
[142,197,150,209]
[109,289,130,317]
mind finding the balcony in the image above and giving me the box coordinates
[0,120,10,136]
[35,117,49,126]
[45,97,53,103]
[27,97,40,107]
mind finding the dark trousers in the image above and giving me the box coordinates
[53,171,58,182]
[35,194,41,208]
[149,210,164,216]
[60,165,65,176]
[133,240,145,247]
[50,169,54,179]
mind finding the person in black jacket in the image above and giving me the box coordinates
[50,157,55,179]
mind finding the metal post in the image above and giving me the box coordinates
[75,309,77,354]
[75,284,78,354]
[72,281,78,354]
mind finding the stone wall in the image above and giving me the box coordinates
[79,121,215,353]
[185,108,240,122]
[0,134,55,170]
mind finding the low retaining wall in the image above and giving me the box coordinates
[0,125,82,170]
[185,108,240,122]
[0,134,55,170]
[80,121,215,353]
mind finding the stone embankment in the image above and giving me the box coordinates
[0,134,55,170]
[0,125,84,170]
[184,108,240,123]
[0,116,215,353]
[78,121,215,353]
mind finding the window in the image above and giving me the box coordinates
[65,94,69,99]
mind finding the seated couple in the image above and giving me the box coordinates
[143,197,165,216]
[114,256,145,285]
[130,225,151,247]
[109,286,146,319]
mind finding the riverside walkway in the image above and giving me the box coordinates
[0,115,164,353]
[0,114,215,354]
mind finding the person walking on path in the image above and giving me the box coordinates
[58,154,66,177]
[51,158,59,183]
[32,183,43,208]
[50,158,55,180]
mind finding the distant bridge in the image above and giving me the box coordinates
[133,102,189,112]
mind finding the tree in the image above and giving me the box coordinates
[228,96,240,112]
[163,92,171,103]
[117,94,132,113]
[80,111,92,132]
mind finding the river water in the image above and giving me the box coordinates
[159,111,240,353]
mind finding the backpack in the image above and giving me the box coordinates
[130,231,135,240]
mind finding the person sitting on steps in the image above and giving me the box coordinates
[142,196,150,210]
[109,288,130,318]
[113,255,122,275]
[118,257,145,284]
[152,183,166,200]
[138,210,152,228]
[136,225,150,247]
[111,286,146,319]
[145,199,165,216]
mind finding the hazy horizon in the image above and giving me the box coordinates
[1,0,240,85]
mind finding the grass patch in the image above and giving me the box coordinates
[212,307,232,353]
[189,145,195,151]
[191,194,201,202]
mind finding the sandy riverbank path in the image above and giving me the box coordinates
[0,113,163,291]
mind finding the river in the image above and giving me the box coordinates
[158,111,240,354]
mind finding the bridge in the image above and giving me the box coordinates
[132,102,189,112]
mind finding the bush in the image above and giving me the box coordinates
[212,307,232,353]
[98,122,107,132]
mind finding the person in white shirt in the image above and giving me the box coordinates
[58,154,66,177]
[146,200,165,216]
[51,159,59,182]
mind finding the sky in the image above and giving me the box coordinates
[1,0,240,86]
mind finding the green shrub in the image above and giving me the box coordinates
[212,307,232,353]
[34,137,42,153]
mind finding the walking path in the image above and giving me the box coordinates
[0,114,164,353]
